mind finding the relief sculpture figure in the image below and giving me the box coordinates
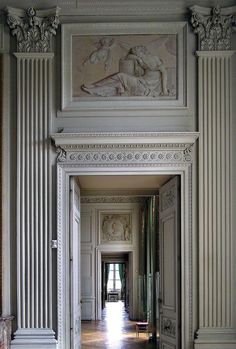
[83,37,115,71]
[101,214,131,242]
[82,45,169,97]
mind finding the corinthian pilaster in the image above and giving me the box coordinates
[190,5,236,349]
[6,7,59,349]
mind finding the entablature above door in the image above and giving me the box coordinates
[51,131,199,165]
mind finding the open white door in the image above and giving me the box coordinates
[70,177,81,349]
[159,176,180,349]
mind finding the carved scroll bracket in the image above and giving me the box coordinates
[6,6,60,52]
[56,146,67,163]
[190,5,236,51]
[183,145,193,162]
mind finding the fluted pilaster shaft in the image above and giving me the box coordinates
[12,53,56,348]
[195,50,236,348]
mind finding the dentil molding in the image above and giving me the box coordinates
[190,5,236,51]
[6,6,60,52]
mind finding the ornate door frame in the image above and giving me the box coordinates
[52,131,199,349]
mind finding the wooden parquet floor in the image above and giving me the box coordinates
[81,301,158,349]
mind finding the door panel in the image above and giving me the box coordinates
[81,210,95,320]
[159,176,180,349]
[70,177,81,349]
[163,216,175,309]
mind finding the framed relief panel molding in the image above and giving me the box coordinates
[99,211,132,244]
[60,22,187,117]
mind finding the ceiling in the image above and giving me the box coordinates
[77,174,172,190]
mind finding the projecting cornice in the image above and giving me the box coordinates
[190,5,236,50]
[51,132,199,165]
[5,6,60,52]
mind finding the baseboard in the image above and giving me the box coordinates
[10,328,57,349]
[194,328,236,349]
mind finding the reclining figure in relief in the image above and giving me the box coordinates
[81,45,169,97]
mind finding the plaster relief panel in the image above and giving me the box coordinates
[60,22,187,115]
[100,212,132,244]
[72,34,176,98]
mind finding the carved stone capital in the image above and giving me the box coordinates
[190,5,236,51]
[6,6,60,52]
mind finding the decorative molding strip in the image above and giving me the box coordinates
[190,5,236,51]
[0,24,4,52]
[52,131,199,144]
[81,196,146,204]
[61,1,198,17]
[66,150,186,164]
[6,6,60,52]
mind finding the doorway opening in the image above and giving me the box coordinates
[101,253,129,310]
[53,130,198,349]
[78,174,180,348]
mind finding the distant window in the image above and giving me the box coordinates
[107,263,121,291]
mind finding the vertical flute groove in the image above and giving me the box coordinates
[207,56,213,327]
[225,56,231,327]
[211,56,216,327]
[17,57,22,328]
[220,57,226,327]
[198,56,204,327]
[216,56,222,327]
[30,59,35,328]
[203,57,209,327]
[35,58,39,328]
[48,57,53,329]
[26,58,30,328]
[44,58,48,328]
[39,57,43,328]
[21,58,26,329]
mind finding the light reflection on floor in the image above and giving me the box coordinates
[81,301,158,348]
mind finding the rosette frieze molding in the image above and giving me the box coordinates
[6,6,60,52]
[190,5,236,51]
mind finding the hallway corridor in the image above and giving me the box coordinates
[81,301,158,348]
